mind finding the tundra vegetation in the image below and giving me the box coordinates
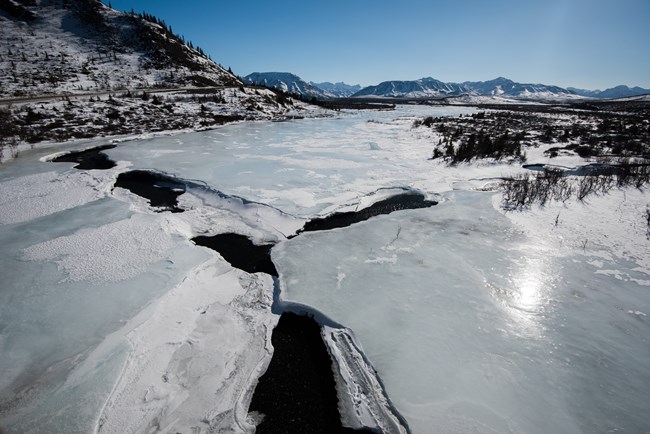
[412,101,650,207]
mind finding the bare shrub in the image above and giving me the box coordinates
[502,163,650,209]
[501,169,575,209]
[577,175,598,201]
[616,158,650,188]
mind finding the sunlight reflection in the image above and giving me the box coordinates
[488,249,555,337]
[517,262,544,310]
[511,251,555,336]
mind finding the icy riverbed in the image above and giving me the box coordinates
[0,105,649,433]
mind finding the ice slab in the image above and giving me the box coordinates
[0,168,116,225]
[273,190,650,434]
[97,259,277,434]
[21,213,186,283]
[0,198,211,432]
[323,326,409,433]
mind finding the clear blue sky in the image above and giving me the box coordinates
[105,0,650,90]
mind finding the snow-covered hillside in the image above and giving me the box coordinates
[243,73,362,99]
[0,1,321,157]
[0,86,315,163]
[0,0,242,98]
[353,77,464,99]
[462,77,577,99]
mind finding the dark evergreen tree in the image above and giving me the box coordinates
[445,143,455,159]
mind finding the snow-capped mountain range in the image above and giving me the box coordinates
[567,85,650,99]
[244,73,650,101]
[353,76,579,99]
[243,73,362,99]
[309,81,362,98]
[353,76,650,100]
[243,72,329,99]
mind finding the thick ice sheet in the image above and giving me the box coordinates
[0,177,286,433]
[0,141,299,433]
[97,259,277,434]
[21,213,181,282]
[104,106,479,217]
[0,198,210,432]
[0,169,115,225]
[274,191,650,434]
[323,326,409,433]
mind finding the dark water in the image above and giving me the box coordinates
[191,233,277,276]
[51,145,117,170]
[110,178,425,430]
[249,312,375,434]
[113,170,185,213]
[188,191,435,432]
[296,192,437,235]
[247,191,434,432]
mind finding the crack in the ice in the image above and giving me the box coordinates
[50,145,117,170]
[106,168,424,433]
[293,191,437,236]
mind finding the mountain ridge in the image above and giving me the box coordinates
[356,77,650,100]
[352,76,579,99]
[243,73,362,99]
[309,81,361,98]
[243,72,330,99]
[567,85,650,99]
[241,72,650,101]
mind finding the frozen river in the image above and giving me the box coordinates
[1,105,649,433]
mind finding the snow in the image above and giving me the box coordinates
[97,258,277,434]
[354,77,583,100]
[0,2,236,98]
[0,198,210,432]
[609,93,650,102]
[1,105,649,433]
[244,72,331,99]
[323,326,408,433]
[21,213,182,283]
[0,86,316,166]
[0,167,119,225]
[493,187,650,276]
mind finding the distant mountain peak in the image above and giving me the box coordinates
[567,85,650,99]
[309,81,361,98]
[244,72,331,99]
